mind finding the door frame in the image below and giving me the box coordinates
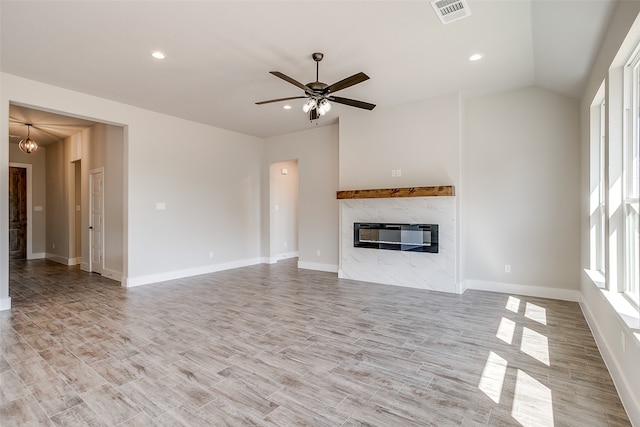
[89,167,105,274]
[9,163,33,260]
[68,160,82,266]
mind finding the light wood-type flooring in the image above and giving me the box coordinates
[0,259,631,426]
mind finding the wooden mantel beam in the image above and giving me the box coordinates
[336,185,454,200]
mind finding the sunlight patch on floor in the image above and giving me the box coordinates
[496,317,516,344]
[512,369,554,426]
[478,351,508,403]
[521,326,550,366]
[481,296,556,425]
[506,296,521,313]
[525,302,547,325]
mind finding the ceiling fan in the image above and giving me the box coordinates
[256,52,376,120]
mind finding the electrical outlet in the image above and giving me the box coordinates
[316,249,321,256]
[505,264,511,273]
[396,169,402,177]
[52,243,55,249]
[284,242,287,248]
[391,169,396,177]
[209,251,214,258]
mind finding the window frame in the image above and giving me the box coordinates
[623,49,640,306]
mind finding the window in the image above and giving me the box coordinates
[624,53,640,305]
[589,89,606,276]
[589,45,640,308]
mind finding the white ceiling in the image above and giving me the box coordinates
[1,0,616,139]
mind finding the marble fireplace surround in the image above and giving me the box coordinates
[338,186,457,293]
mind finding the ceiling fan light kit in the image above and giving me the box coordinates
[18,124,39,154]
[256,52,376,121]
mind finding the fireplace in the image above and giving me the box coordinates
[339,195,456,293]
[354,223,438,253]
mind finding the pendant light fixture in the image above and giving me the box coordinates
[18,124,39,154]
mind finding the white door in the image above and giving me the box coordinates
[89,169,104,275]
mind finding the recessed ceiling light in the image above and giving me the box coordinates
[469,53,484,61]
[283,105,292,110]
[151,51,166,60]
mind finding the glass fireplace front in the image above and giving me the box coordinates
[354,223,439,253]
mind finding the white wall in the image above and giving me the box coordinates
[463,86,581,300]
[0,73,264,295]
[9,143,46,256]
[269,160,298,261]
[263,125,339,272]
[45,138,68,260]
[339,93,461,190]
[579,2,640,424]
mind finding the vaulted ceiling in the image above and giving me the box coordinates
[1,1,616,138]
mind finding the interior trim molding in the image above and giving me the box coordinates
[46,253,73,266]
[277,251,299,261]
[101,268,123,283]
[28,252,45,260]
[0,297,11,311]
[298,261,339,273]
[463,279,580,302]
[580,297,639,425]
[124,257,264,288]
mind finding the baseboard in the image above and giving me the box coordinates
[0,297,11,311]
[263,257,278,264]
[101,268,123,283]
[276,251,299,261]
[45,253,72,266]
[28,252,45,260]
[580,296,640,425]
[463,279,580,302]
[68,257,82,266]
[80,262,90,273]
[298,261,339,273]
[124,257,264,288]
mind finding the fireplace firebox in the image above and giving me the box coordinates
[354,223,439,253]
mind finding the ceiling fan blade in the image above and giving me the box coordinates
[256,96,307,105]
[329,96,376,110]
[325,72,370,94]
[270,71,310,92]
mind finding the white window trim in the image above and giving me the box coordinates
[623,50,640,306]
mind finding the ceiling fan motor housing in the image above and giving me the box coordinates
[306,81,329,94]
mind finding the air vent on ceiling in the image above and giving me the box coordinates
[431,0,471,25]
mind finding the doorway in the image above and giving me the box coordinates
[69,160,82,265]
[89,168,104,275]
[269,160,299,262]
[8,166,27,259]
